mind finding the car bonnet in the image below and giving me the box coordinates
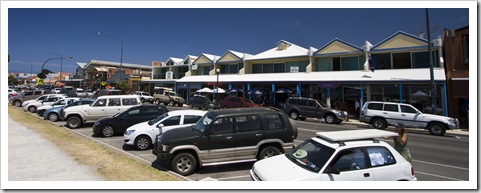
[252,154,318,181]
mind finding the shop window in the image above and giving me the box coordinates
[371,53,391,69]
[263,63,274,73]
[274,63,285,73]
[316,57,331,71]
[412,52,429,68]
[341,56,360,71]
[252,64,262,74]
[392,52,411,69]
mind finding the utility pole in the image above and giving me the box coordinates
[426,8,437,114]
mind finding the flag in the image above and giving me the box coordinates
[368,53,377,72]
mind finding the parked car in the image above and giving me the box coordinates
[59,86,76,97]
[51,88,62,94]
[187,95,220,110]
[43,99,95,122]
[85,89,95,98]
[10,90,52,107]
[153,87,184,107]
[124,110,206,150]
[75,88,87,98]
[8,88,18,98]
[153,107,298,176]
[133,91,154,103]
[359,101,459,136]
[220,96,262,108]
[250,129,417,181]
[93,105,168,137]
[22,94,65,113]
[93,89,122,98]
[36,97,80,116]
[63,95,141,129]
[283,97,348,124]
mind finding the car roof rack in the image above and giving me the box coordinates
[316,129,398,146]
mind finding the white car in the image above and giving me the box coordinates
[8,89,18,98]
[250,129,417,181]
[22,94,65,113]
[124,110,206,150]
[133,91,154,103]
[51,88,62,94]
[75,88,87,98]
[35,97,80,116]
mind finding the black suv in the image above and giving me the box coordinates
[283,97,348,124]
[153,107,298,176]
[187,95,220,110]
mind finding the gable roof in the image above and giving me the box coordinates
[193,53,220,65]
[181,55,198,65]
[246,40,309,61]
[313,38,363,56]
[165,57,183,66]
[217,50,253,63]
[371,31,428,52]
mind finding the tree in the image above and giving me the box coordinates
[8,75,20,85]
[116,80,131,94]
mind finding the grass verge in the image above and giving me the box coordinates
[8,105,182,181]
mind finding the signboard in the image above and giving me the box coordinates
[101,81,107,86]
[290,66,299,73]
[191,65,198,70]
[37,78,44,85]
[166,71,173,79]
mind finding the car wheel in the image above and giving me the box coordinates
[134,135,152,150]
[189,104,193,109]
[222,105,228,109]
[324,114,337,124]
[171,153,197,176]
[48,113,59,122]
[14,100,22,107]
[299,117,307,121]
[66,116,82,129]
[28,106,37,113]
[289,111,299,120]
[258,146,281,160]
[177,103,183,107]
[37,110,45,117]
[140,98,145,103]
[163,102,168,106]
[372,118,387,129]
[168,101,175,106]
[155,99,161,105]
[428,122,446,136]
[203,104,208,110]
[101,125,115,137]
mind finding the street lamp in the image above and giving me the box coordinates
[98,32,123,82]
[40,56,73,84]
[215,68,220,102]
[44,51,72,85]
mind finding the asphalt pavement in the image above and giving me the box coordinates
[7,116,104,181]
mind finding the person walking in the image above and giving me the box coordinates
[393,123,412,163]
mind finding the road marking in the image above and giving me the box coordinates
[138,154,154,157]
[199,177,218,181]
[216,175,250,181]
[413,160,469,171]
[414,171,465,181]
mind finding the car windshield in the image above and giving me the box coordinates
[142,92,151,96]
[195,113,214,133]
[241,98,255,103]
[149,113,169,126]
[286,139,335,173]
[168,92,178,96]
[315,99,327,108]
[52,99,65,105]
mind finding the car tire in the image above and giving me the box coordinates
[163,102,168,106]
[28,106,37,113]
[141,98,145,103]
[427,122,446,136]
[324,114,337,124]
[289,111,299,120]
[203,104,208,110]
[48,113,59,122]
[168,101,175,106]
[66,116,82,129]
[155,99,161,105]
[171,153,197,176]
[134,135,152,150]
[372,118,387,130]
[189,104,193,109]
[37,110,45,117]
[101,125,115,137]
[258,146,281,160]
[14,100,22,107]
[299,117,307,121]
[177,103,183,107]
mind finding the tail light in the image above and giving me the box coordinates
[411,166,415,176]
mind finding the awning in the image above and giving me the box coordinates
[94,66,108,72]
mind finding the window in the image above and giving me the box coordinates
[122,98,139,106]
[210,117,234,134]
[288,99,298,105]
[367,147,396,167]
[383,104,399,112]
[341,56,360,71]
[412,52,429,68]
[235,115,261,132]
[371,53,391,69]
[34,91,42,95]
[265,114,284,130]
[400,105,418,114]
[328,148,367,172]
[367,103,383,110]
[184,115,202,124]
[462,35,469,64]
[108,98,121,106]
[316,57,331,71]
[296,99,307,106]
[127,109,140,116]
[392,52,411,69]
[161,116,181,126]
[252,64,263,74]
[93,99,106,107]
[274,63,285,73]
[307,100,317,106]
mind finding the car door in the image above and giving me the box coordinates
[365,146,401,181]
[105,98,123,116]
[114,107,142,131]
[157,115,182,134]
[321,148,375,181]
[233,114,263,159]
[381,104,400,126]
[87,98,108,120]
[399,104,425,128]
[206,116,236,161]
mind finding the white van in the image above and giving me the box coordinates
[63,95,141,129]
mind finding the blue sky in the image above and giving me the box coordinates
[6,3,471,74]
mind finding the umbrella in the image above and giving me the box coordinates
[276,88,291,94]
[228,88,243,93]
[412,90,429,97]
[212,88,226,93]
[248,88,267,95]
[196,87,213,93]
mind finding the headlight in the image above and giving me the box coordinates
[125,130,135,135]
[94,121,100,126]
[448,118,456,124]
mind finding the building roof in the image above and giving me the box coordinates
[193,53,220,65]
[246,40,309,61]
[217,50,253,63]
[176,68,446,83]
[84,60,152,70]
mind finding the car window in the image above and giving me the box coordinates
[24,92,33,96]
[264,114,284,130]
[161,115,181,126]
[383,104,399,112]
[127,109,140,116]
[367,103,383,110]
[141,107,166,116]
[210,117,234,134]
[328,148,367,172]
[400,105,418,114]
[366,147,396,167]
[34,91,42,95]
[235,115,262,132]
[232,98,240,103]
[287,139,335,173]
[297,99,307,106]
[93,99,107,107]
[184,115,202,124]
[122,98,139,106]
[108,98,121,106]
[307,100,317,106]
[37,96,48,101]
[287,99,297,105]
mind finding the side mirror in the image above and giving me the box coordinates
[191,124,196,131]
[324,168,340,175]
[157,124,164,128]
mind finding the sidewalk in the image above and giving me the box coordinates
[7,116,104,181]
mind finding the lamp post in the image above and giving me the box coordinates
[216,68,220,102]
[98,32,123,82]
[41,56,73,84]
[425,8,437,114]
[44,51,73,85]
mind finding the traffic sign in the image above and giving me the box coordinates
[38,78,44,85]
[101,81,106,86]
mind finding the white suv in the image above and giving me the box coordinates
[359,101,459,136]
[124,110,206,150]
[250,129,417,181]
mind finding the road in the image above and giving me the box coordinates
[38,105,470,181]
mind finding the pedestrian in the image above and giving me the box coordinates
[393,123,412,163]
[355,99,360,118]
